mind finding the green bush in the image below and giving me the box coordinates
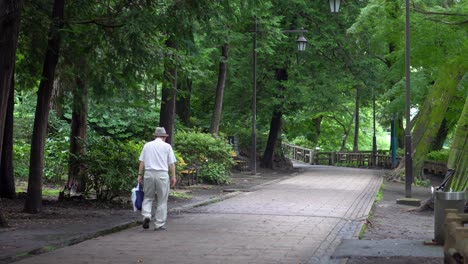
[175,132,234,185]
[13,138,68,183]
[427,149,449,162]
[84,137,143,200]
[13,143,30,179]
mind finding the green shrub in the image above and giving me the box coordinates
[84,137,143,200]
[175,132,234,185]
[13,138,68,183]
[427,149,449,162]
[13,142,30,179]
[44,136,69,183]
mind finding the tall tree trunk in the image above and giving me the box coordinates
[175,77,192,127]
[0,0,22,226]
[210,43,229,135]
[340,113,355,152]
[411,65,464,178]
[0,207,7,228]
[24,0,64,214]
[312,116,322,146]
[446,97,468,191]
[261,69,287,169]
[159,38,177,145]
[353,86,360,152]
[397,117,405,149]
[431,118,448,151]
[0,80,15,198]
[0,0,22,164]
[65,76,88,195]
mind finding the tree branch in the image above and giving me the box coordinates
[68,17,124,27]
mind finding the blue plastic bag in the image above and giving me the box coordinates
[131,183,144,211]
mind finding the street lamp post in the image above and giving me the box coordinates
[404,0,413,198]
[251,23,307,175]
[252,20,257,175]
[372,93,377,167]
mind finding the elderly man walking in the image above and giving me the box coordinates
[137,127,177,230]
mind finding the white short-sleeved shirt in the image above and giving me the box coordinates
[139,138,176,171]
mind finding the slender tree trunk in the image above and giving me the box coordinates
[159,38,177,145]
[24,0,64,214]
[210,43,229,135]
[446,97,468,191]
[353,86,360,152]
[397,117,404,149]
[175,77,192,127]
[411,65,463,177]
[431,118,448,151]
[0,0,22,226]
[65,76,88,195]
[261,69,287,169]
[0,80,15,198]
[312,116,322,146]
[261,111,283,169]
[340,113,355,152]
[0,0,22,163]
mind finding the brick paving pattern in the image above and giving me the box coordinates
[12,166,383,264]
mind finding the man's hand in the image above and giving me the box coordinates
[170,177,177,188]
[138,175,143,183]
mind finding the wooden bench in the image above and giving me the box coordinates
[179,165,198,186]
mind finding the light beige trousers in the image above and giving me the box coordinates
[141,170,169,228]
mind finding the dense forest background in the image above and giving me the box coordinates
[0,0,466,225]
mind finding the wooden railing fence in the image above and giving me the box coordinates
[282,143,447,174]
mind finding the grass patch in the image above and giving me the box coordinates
[43,189,61,197]
[169,191,192,199]
[359,182,384,239]
[375,183,384,203]
[358,224,367,239]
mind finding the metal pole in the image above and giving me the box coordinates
[405,0,413,198]
[251,19,257,175]
[372,93,377,167]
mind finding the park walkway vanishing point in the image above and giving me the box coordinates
[12,165,383,264]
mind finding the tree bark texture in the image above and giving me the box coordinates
[159,38,177,146]
[0,0,22,226]
[353,86,360,152]
[411,64,464,178]
[340,112,354,151]
[0,0,22,162]
[175,77,192,127]
[261,69,287,169]
[447,97,468,191]
[312,116,322,146]
[0,81,15,198]
[66,77,88,194]
[431,118,448,151]
[25,0,64,214]
[397,117,404,149]
[210,44,229,135]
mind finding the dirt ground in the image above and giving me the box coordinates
[0,168,444,264]
[346,174,444,264]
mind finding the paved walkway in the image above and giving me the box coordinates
[12,165,383,264]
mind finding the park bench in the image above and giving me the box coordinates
[179,164,198,186]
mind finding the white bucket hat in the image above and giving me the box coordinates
[153,127,168,137]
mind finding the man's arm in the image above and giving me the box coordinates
[137,161,145,183]
[169,163,176,187]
